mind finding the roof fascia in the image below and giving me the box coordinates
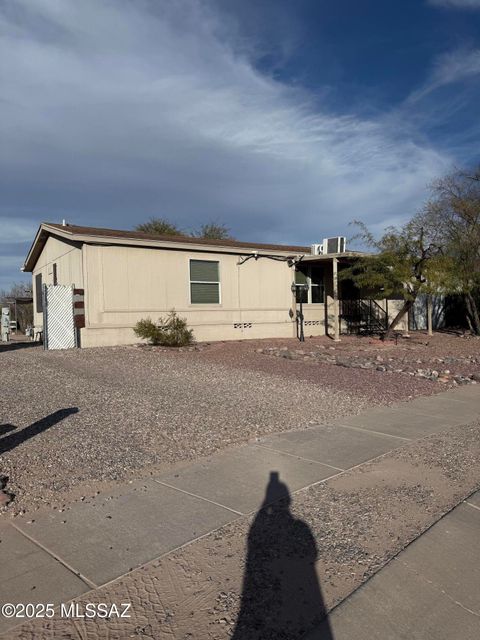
[70,233,302,257]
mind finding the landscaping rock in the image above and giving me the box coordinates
[259,338,480,386]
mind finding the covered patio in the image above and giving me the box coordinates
[293,253,406,341]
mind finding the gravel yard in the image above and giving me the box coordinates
[1,331,478,516]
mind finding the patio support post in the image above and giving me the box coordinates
[427,295,433,336]
[332,257,341,342]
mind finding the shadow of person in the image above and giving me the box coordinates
[0,408,79,456]
[0,424,17,436]
[232,472,334,640]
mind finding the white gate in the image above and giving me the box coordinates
[43,285,77,350]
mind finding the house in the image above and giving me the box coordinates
[22,222,408,348]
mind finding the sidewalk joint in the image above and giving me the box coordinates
[464,500,480,513]
[333,422,412,442]
[399,558,480,619]
[9,521,98,590]
[253,443,345,471]
[153,479,244,516]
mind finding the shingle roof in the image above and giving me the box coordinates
[45,223,310,253]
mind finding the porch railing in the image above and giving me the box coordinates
[340,299,388,335]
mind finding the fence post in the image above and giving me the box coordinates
[332,257,340,342]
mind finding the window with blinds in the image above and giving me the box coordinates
[190,260,220,304]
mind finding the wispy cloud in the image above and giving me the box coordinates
[407,48,480,103]
[0,0,452,266]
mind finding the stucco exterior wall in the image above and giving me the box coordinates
[32,236,83,328]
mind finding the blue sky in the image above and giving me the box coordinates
[1,0,480,290]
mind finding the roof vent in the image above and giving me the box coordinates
[62,219,67,227]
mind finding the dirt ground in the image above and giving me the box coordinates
[1,331,479,516]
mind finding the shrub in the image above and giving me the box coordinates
[134,310,194,347]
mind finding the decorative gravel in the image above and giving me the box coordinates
[1,332,478,515]
[0,343,365,515]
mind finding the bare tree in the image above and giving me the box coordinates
[422,166,480,333]
[0,282,33,332]
[193,222,232,240]
[135,217,185,236]
[135,218,234,241]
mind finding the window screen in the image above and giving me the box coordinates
[190,260,220,304]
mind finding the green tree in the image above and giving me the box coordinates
[135,217,184,236]
[342,218,449,338]
[421,167,480,333]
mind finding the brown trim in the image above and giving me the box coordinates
[74,315,85,329]
[73,301,84,309]
[43,223,309,253]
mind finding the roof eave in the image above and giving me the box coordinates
[302,251,371,262]
[44,226,306,256]
[22,225,48,272]
[22,223,307,272]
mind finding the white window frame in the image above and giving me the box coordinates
[189,259,221,305]
[295,266,325,304]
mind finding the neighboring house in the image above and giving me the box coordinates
[22,222,408,348]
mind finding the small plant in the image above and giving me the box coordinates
[134,310,194,347]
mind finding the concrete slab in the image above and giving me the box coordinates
[15,480,235,586]
[404,394,479,424]
[466,489,480,509]
[0,521,89,634]
[156,444,336,514]
[441,386,480,408]
[306,501,480,640]
[335,404,453,438]
[258,424,404,469]
[307,558,480,640]
[398,503,480,613]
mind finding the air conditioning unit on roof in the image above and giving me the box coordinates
[310,243,324,255]
[311,237,346,255]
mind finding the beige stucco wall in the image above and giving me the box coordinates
[80,243,318,346]
[32,236,83,328]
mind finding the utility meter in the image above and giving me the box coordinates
[1,307,10,342]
